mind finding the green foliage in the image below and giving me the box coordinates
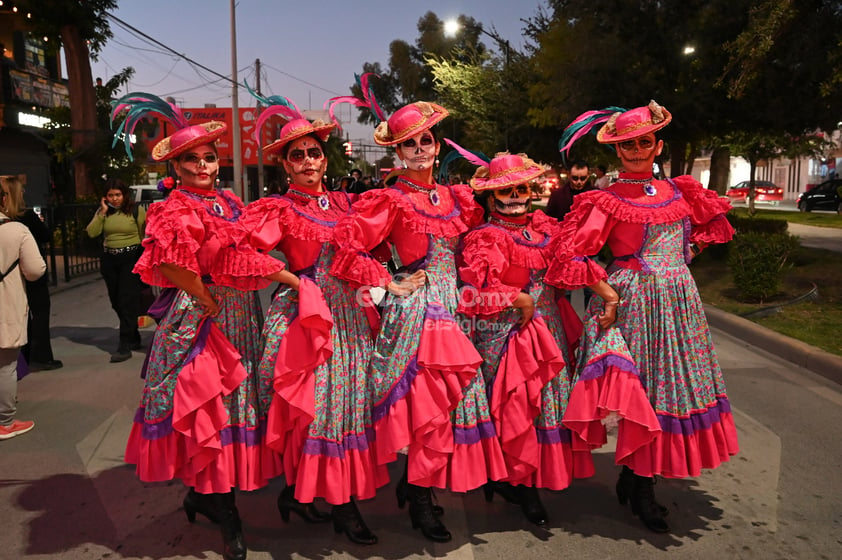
[44,68,147,198]
[17,0,117,57]
[727,231,800,302]
[727,213,789,235]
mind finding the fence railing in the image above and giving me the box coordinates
[39,201,151,286]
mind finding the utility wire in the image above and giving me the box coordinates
[106,12,241,89]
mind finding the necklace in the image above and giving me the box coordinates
[398,177,440,206]
[489,215,533,240]
[616,176,657,196]
[288,187,330,211]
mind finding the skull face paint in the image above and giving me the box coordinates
[396,132,438,172]
[493,184,531,215]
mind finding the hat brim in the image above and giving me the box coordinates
[470,166,547,192]
[374,104,449,146]
[596,109,672,144]
[152,122,227,161]
[263,122,336,155]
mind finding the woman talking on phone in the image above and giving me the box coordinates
[86,178,146,363]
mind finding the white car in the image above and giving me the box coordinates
[129,184,165,203]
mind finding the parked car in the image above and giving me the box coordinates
[725,180,783,205]
[129,184,165,204]
[797,179,842,212]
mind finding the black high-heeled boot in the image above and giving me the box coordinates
[332,500,378,545]
[483,481,521,505]
[397,465,444,515]
[277,484,332,524]
[183,487,219,524]
[517,486,548,527]
[629,473,670,533]
[210,492,247,560]
[616,466,668,516]
[407,484,451,543]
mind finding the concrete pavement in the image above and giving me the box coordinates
[3,228,842,559]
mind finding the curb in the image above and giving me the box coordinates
[705,304,842,386]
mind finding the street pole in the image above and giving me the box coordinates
[230,0,244,201]
[255,58,264,199]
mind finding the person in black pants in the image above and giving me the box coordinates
[85,179,146,362]
[17,205,62,371]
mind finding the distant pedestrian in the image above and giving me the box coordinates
[0,175,46,440]
[594,164,611,189]
[85,178,146,363]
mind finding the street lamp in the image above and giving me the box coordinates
[444,18,511,65]
[444,18,512,150]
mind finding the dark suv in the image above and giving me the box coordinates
[797,179,842,212]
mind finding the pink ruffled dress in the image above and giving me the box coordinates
[332,177,507,492]
[240,187,388,505]
[546,173,740,478]
[457,210,594,490]
[124,186,284,494]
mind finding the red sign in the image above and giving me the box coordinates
[138,107,286,165]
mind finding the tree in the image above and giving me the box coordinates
[46,68,147,200]
[20,0,117,199]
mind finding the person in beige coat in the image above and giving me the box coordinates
[0,175,46,440]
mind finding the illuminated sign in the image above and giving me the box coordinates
[18,111,51,128]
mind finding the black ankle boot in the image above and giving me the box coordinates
[629,472,670,533]
[407,484,451,542]
[183,487,219,524]
[517,486,548,527]
[277,484,331,524]
[210,492,247,560]
[332,500,378,545]
[397,466,444,515]
[616,466,668,516]
[483,481,521,505]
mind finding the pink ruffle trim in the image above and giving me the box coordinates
[124,319,283,492]
[563,352,661,462]
[445,438,508,492]
[331,247,392,287]
[292,448,390,504]
[619,409,740,479]
[545,255,608,290]
[491,317,563,481]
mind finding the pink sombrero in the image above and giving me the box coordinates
[373,101,449,146]
[596,100,672,144]
[470,152,547,192]
[152,121,227,161]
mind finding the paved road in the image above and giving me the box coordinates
[2,278,841,560]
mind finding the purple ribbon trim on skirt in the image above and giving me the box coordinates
[302,428,375,458]
[536,426,573,445]
[424,302,453,322]
[578,353,640,382]
[183,318,213,367]
[135,406,265,446]
[657,397,732,436]
[372,356,419,423]
[147,287,178,322]
[453,420,496,444]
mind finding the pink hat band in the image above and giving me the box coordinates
[596,100,672,144]
[374,101,448,146]
[152,121,227,161]
[470,153,547,192]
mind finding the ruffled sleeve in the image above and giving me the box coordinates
[545,194,612,289]
[331,190,399,287]
[458,227,521,316]
[239,196,291,252]
[134,195,205,286]
[451,184,485,228]
[671,176,735,245]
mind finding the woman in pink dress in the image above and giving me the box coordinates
[331,101,506,542]
[113,94,297,560]
[240,94,385,545]
[548,100,739,533]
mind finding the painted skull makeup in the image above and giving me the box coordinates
[398,132,437,172]
[493,184,531,215]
